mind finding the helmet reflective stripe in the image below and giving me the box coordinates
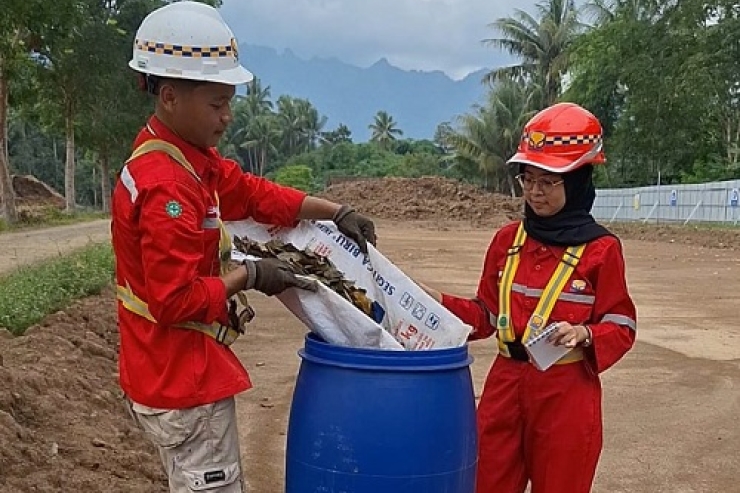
[507,103,606,172]
[129,1,253,86]
[135,40,234,59]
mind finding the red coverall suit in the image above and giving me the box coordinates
[111,116,306,410]
[442,221,637,493]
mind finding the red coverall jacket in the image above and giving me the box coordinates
[111,116,306,410]
[442,221,637,493]
[443,221,636,372]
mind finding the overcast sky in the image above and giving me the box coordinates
[219,0,538,80]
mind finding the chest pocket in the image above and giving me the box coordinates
[548,272,595,325]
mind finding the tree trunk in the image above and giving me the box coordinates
[249,147,257,175]
[260,147,267,177]
[506,171,517,198]
[0,62,18,224]
[92,166,97,208]
[64,97,76,212]
[100,149,111,213]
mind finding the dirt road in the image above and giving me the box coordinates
[235,222,740,493]
[1,219,738,492]
[0,220,111,275]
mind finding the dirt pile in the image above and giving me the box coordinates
[319,176,523,227]
[1,175,65,209]
[0,289,166,493]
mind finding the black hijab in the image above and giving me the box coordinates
[521,164,611,246]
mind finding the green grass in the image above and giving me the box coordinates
[0,243,114,335]
[0,208,108,234]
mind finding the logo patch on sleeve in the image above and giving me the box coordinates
[165,200,183,218]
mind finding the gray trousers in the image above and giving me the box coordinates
[127,396,245,492]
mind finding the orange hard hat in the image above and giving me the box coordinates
[507,102,605,173]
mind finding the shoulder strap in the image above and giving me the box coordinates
[127,139,201,182]
[496,222,587,344]
[521,243,586,343]
[117,140,253,346]
[497,222,527,343]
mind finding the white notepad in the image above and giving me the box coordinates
[524,323,573,371]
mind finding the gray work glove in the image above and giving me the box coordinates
[243,258,317,296]
[333,205,377,254]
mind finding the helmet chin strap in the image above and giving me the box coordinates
[137,73,161,96]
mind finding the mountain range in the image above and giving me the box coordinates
[240,44,491,141]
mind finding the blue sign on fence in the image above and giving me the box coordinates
[730,188,739,208]
[669,189,678,207]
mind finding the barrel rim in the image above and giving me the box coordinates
[298,333,474,371]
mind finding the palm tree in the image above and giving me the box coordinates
[369,111,403,150]
[245,78,273,115]
[276,95,303,156]
[447,79,536,195]
[242,115,280,177]
[483,0,582,108]
[219,78,274,173]
[296,99,328,151]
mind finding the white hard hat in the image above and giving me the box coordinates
[129,1,253,85]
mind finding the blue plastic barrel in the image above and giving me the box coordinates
[285,333,477,493]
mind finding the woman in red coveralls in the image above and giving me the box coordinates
[426,102,636,493]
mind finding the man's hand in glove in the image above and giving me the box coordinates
[243,258,317,296]
[333,205,377,254]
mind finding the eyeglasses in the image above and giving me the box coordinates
[516,174,564,194]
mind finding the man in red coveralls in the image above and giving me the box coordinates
[111,3,376,491]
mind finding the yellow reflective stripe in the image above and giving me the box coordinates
[116,283,157,323]
[128,139,232,269]
[128,140,200,182]
[120,140,243,346]
[214,192,232,263]
[556,347,584,364]
[116,282,239,346]
[522,244,586,343]
[497,223,526,343]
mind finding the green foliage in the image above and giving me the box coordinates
[562,0,740,186]
[680,156,740,184]
[483,0,582,108]
[6,0,740,221]
[274,165,314,192]
[321,124,352,145]
[0,243,114,335]
[446,78,535,193]
[0,209,107,233]
[278,139,458,186]
[369,110,404,149]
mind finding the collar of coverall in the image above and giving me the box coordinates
[143,116,221,179]
[520,232,562,255]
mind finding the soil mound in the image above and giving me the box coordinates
[2,175,66,209]
[0,290,166,493]
[318,176,523,227]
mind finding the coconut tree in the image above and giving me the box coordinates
[447,78,536,195]
[483,0,582,108]
[368,110,403,150]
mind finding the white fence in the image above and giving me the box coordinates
[593,180,740,225]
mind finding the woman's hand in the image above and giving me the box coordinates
[547,322,591,348]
